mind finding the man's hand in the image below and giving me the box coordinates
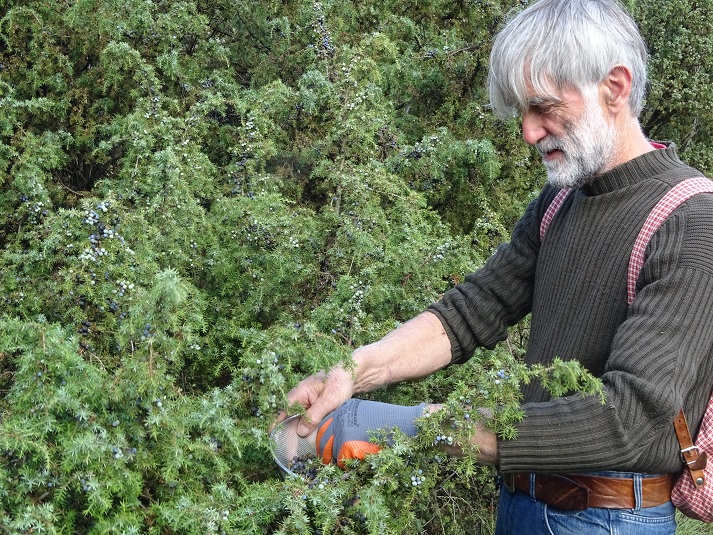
[315,399,427,468]
[286,366,356,437]
[285,312,452,437]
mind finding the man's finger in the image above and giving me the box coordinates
[296,410,320,437]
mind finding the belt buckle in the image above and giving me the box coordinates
[680,445,702,464]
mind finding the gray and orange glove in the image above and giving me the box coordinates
[316,399,427,468]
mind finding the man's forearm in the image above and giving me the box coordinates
[351,311,453,394]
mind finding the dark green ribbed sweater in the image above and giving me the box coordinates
[429,145,713,474]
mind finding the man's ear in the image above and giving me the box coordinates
[602,65,633,114]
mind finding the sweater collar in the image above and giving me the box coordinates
[582,143,681,196]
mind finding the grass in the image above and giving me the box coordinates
[677,513,713,534]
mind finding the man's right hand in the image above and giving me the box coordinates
[285,312,452,437]
[286,365,356,437]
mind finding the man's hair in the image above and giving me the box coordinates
[487,0,648,119]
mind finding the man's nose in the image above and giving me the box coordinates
[521,109,547,146]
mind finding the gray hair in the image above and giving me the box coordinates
[488,0,648,118]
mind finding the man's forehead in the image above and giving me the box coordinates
[523,85,569,112]
[524,73,565,101]
[524,75,587,109]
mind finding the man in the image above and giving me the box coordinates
[286,0,713,532]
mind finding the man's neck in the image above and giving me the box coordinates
[615,117,655,165]
[597,117,654,177]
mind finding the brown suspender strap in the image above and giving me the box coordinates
[674,408,708,488]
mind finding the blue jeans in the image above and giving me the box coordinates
[495,472,677,535]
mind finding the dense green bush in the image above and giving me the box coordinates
[0,0,710,533]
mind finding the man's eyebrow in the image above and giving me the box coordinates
[526,96,564,108]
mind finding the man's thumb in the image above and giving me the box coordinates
[295,411,320,437]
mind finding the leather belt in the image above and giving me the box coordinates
[502,473,675,510]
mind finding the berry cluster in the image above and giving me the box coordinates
[341,495,368,529]
[79,476,94,492]
[348,281,367,305]
[434,434,454,446]
[409,469,425,487]
[431,241,452,262]
[244,217,276,251]
[493,368,509,387]
[27,200,49,224]
[408,145,426,160]
[209,437,222,452]
[111,445,138,459]
[78,320,92,336]
[344,91,366,111]
[312,3,335,57]
[141,324,154,340]
[288,453,318,480]
[346,201,377,233]
[78,201,132,263]
[107,298,120,313]
[243,352,286,417]
[229,118,263,196]
[116,279,134,297]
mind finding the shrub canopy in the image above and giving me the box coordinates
[0,0,709,533]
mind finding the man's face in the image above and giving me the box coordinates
[522,83,618,189]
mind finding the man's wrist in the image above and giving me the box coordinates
[350,345,383,394]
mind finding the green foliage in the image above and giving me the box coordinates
[0,0,709,533]
[634,0,713,173]
[0,318,251,534]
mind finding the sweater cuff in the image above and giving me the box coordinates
[426,306,467,364]
[496,396,625,473]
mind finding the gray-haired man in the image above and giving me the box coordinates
[285,1,713,532]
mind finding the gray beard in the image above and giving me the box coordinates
[539,102,618,189]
